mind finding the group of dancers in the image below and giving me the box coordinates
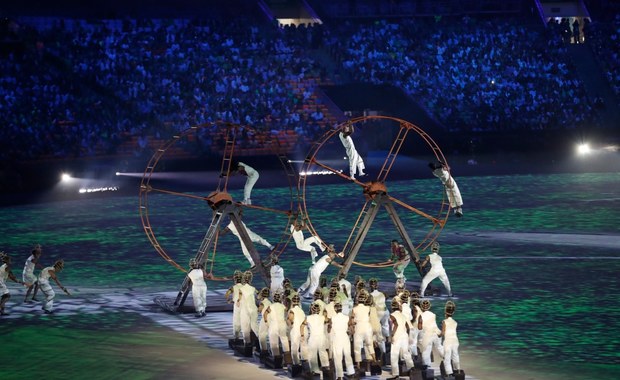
[224,268,461,379]
[0,244,70,315]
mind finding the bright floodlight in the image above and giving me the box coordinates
[577,143,591,155]
[61,173,71,182]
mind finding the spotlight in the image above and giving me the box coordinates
[61,173,72,182]
[577,143,591,155]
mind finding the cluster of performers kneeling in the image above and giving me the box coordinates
[226,270,463,380]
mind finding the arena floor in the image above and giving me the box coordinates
[1,168,619,379]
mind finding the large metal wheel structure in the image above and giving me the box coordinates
[139,122,298,310]
[298,115,452,278]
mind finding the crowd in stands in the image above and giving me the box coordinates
[324,16,598,133]
[0,16,330,162]
[0,9,617,163]
[587,14,620,98]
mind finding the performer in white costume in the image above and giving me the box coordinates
[441,300,461,376]
[1,253,25,316]
[23,244,42,302]
[38,259,70,314]
[263,291,290,357]
[238,271,259,345]
[409,292,424,357]
[222,213,274,268]
[366,294,385,362]
[328,302,356,379]
[339,123,366,180]
[287,293,307,365]
[269,255,285,296]
[187,258,208,317]
[388,298,414,379]
[301,302,329,375]
[225,270,243,339]
[297,247,338,299]
[350,290,376,367]
[418,242,453,297]
[390,239,410,283]
[236,162,259,205]
[290,221,324,263]
[419,299,444,367]
[429,161,463,217]
[257,287,271,353]
[369,278,389,349]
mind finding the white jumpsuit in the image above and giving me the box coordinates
[419,252,452,297]
[401,303,417,357]
[231,283,243,338]
[339,132,365,179]
[390,310,414,376]
[298,254,331,297]
[266,302,289,356]
[351,303,374,363]
[226,221,274,267]
[306,314,329,373]
[239,162,259,204]
[369,304,384,353]
[22,254,37,285]
[290,224,324,263]
[331,312,356,378]
[288,305,306,365]
[431,167,463,210]
[420,310,444,366]
[258,298,272,351]
[442,317,460,375]
[371,289,389,343]
[411,305,423,355]
[187,268,207,315]
[239,283,259,344]
[38,266,56,312]
[270,264,284,295]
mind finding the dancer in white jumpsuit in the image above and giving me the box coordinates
[269,256,284,296]
[339,124,366,180]
[441,301,461,376]
[237,162,259,205]
[39,259,70,314]
[302,302,329,374]
[264,292,290,357]
[1,253,25,316]
[223,218,274,268]
[23,244,42,302]
[419,299,444,367]
[187,259,208,318]
[297,248,337,299]
[418,242,453,297]
[328,302,356,378]
[369,278,389,349]
[225,270,243,339]
[257,287,271,353]
[366,295,385,362]
[287,294,307,365]
[429,162,463,217]
[238,271,259,345]
[290,221,324,263]
[350,291,376,366]
[388,298,414,379]
[409,294,424,357]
